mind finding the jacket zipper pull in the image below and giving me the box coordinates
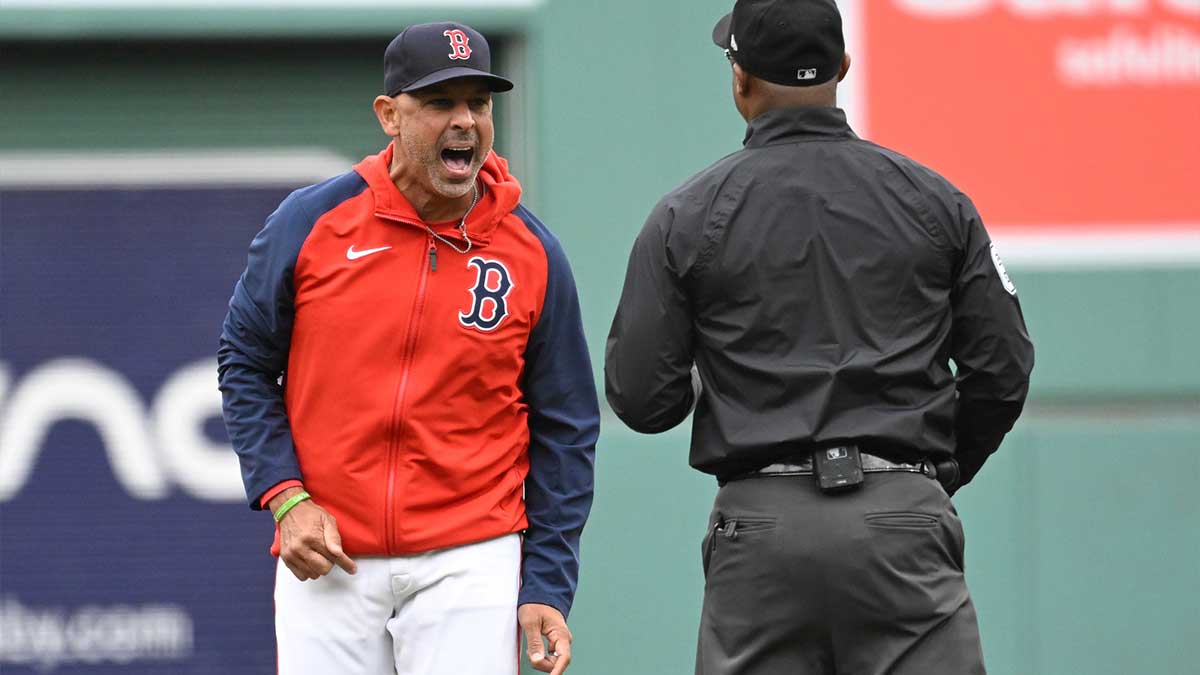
[428,243,437,272]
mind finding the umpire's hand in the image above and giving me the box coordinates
[270,488,357,580]
[519,603,573,675]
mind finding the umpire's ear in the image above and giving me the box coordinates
[373,95,403,137]
[732,62,751,98]
[837,53,852,83]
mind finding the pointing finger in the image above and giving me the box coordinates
[322,519,357,575]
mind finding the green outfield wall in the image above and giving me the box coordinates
[2,1,1196,673]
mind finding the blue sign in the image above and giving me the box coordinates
[1,183,303,674]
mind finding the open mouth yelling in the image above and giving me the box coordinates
[440,145,475,179]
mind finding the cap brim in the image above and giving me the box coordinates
[398,66,514,94]
[711,12,732,49]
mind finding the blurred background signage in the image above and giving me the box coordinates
[0,153,349,674]
[861,0,1200,264]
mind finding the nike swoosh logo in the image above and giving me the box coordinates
[346,245,392,261]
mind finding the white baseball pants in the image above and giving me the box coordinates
[274,533,521,675]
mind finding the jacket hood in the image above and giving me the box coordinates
[354,142,523,246]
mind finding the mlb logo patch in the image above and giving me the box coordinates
[798,68,818,80]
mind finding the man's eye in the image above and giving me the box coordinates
[429,98,453,108]
[470,99,490,110]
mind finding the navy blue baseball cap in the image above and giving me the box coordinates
[384,22,514,96]
[712,0,844,87]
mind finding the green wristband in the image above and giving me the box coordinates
[273,491,311,523]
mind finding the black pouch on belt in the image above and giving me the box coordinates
[813,445,864,492]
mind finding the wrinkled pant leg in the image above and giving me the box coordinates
[827,473,986,675]
[886,595,986,675]
[695,478,835,675]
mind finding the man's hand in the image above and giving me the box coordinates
[269,487,357,581]
[518,603,573,675]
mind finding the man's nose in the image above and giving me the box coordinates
[449,101,476,130]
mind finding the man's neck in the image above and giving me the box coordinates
[745,85,838,121]
[389,158,475,223]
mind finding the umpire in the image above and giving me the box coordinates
[604,0,1034,673]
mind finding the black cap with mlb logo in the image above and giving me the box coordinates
[712,0,844,87]
[384,22,514,96]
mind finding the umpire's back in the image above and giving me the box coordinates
[660,105,1031,484]
[605,2,1034,673]
[605,4,1032,490]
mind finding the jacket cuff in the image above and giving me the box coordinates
[258,480,305,510]
[517,590,571,619]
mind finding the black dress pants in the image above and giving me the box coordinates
[695,472,986,675]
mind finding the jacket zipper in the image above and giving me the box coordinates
[383,232,435,555]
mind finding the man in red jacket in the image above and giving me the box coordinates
[219,22,598,675]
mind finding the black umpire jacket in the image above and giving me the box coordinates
[605,106,1034,488]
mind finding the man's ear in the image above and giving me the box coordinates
[373,95,402,137]
[837,53,852,83]
[733,63,751,98]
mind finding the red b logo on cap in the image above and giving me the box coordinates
[444,30,472,60]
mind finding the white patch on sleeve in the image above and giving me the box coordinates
[990,243,1017,295]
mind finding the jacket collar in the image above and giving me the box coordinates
[743,106,857,148]
[353,143,522,246]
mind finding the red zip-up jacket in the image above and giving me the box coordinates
[218,144,599,616]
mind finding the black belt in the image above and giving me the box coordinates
[755,453,932,477]
[720,451,941,485]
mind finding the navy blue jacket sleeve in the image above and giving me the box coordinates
[516,206,600,618]
[217,192,314,509]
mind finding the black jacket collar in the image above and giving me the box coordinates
[743,106,856,147]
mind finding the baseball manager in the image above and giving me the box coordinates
[219,22,598,675]
[605,1,1035,673]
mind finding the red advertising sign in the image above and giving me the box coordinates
[855,0,1200,259]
